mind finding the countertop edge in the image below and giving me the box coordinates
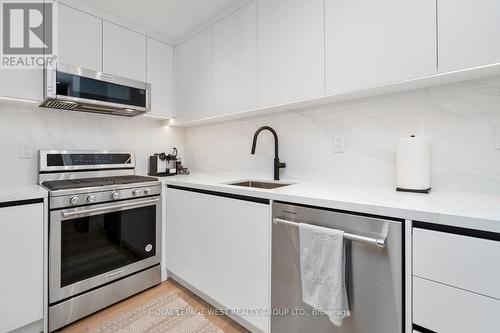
[0,185,48,206]
[162,178,500,234]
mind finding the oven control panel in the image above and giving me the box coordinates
[49,185,162,210]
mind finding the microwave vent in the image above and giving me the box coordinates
[41,99,78,110]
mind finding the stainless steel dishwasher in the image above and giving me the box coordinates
[272,202,404,333]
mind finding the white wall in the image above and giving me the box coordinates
[0,104,185,187]
[184,76,500,194]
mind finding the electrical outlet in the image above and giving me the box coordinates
[333,135,345,153]
[495,121,500,150]
[19,143,34,159]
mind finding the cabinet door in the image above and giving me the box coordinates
[413,276,500,333]
[0,203,44,333]
[413,228,500,299]
[0,69,42,101]
[166,188,270,332]
[103,21,146,81]
[438,0,500,72]
[258,0,325,107]
[58,4,102,71]
[175,29,213,121]
[325,0,436,94]
[147,38,174,118]
[213,1,258,116]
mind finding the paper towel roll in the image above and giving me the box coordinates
[396,136,430,192]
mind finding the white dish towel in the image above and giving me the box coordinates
[299,223,350,327]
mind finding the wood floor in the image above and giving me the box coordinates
[59,279,249,333]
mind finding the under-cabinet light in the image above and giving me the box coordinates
[0,96,40,104]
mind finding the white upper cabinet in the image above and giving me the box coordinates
[175,28,213,121]
[325,0,436,95]
[213,1,258,116]
[147,38,174,118]
[0,70,42,101]
[438,0,500,72]
[103,21,146,81]
[58,4,102,71]
[258,0,325,107]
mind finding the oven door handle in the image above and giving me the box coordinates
[61,198,160,218]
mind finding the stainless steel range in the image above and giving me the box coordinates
[38,150,162,332]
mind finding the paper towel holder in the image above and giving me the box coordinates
[396,187,431,194]
[396,135,431,194]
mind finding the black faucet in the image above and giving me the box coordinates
[251,126,286,181]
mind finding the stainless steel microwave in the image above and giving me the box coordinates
[40,63,151,117]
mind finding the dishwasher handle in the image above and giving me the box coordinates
[273,217,387,248]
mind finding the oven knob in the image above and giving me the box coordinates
[111,192,120,200]
[70,196,79,205]
[144,188,152,195]
[133,189,142,196]
[87,194,96,203]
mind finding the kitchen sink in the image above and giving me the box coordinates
[227,180,293,189]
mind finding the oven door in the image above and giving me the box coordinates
[49,196,161,303]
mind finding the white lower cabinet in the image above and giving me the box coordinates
[414,228,500,299]
[413,277,500,333]
[0,202,44,333]
[166,187,270,333]
[413,227,500,333]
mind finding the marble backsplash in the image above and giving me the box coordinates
[0,103,185,187]
[184,76,500,194]
[2,75,500,194]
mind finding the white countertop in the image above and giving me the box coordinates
[159,173,500,233]
[0,185,48,204]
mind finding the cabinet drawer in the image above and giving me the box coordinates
[413,228,500,298]
[413,277,500,333]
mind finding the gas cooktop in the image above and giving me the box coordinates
[42,175,159,191]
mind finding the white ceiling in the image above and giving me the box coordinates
[78,0,240,41]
